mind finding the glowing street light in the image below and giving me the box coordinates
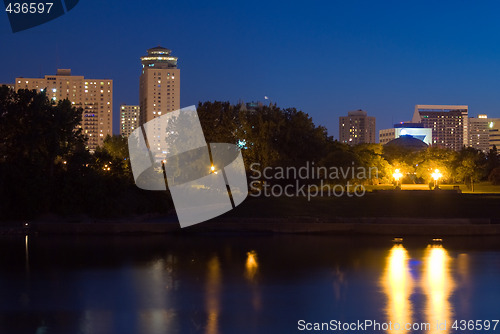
[210,165,217,174]
[431,169,442,189]
[393,169,403,189]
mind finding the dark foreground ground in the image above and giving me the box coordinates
[2,190,500,236]
[224,190,500,220]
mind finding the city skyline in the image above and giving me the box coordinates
[3,1,500,139]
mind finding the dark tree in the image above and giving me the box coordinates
[0,87,86,217]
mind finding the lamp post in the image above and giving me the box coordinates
[393,169,403,189]
[431,169,442,189]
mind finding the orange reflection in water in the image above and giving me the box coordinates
[381,244,414,334]
[422,245,455,334]
[245,250,261,311]
[205,256,221,334]
[245,251,258,281]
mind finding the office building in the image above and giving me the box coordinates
[339,109,376,145]
[468,115,490,152]
[412,105,468,151]
[469,116,500,151]
[139,46,180,125]
[488,118,500,150]
[15,69,113,152]
[379,128,396,145]
[120,105,140,138]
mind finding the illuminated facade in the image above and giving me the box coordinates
[379,123,432,145]
[475,116,500,151]
[339,109,376,145]
[412,105,468,151]
[139,46,180,125]
[379,128,396,145]
[120,105,140,137]
[15,69,113,152]
[468,114,490,152]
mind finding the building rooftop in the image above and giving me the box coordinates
[56,69,71,76]
[385,135,428,150]
[347,109,367,116]
[147,46,172,55]
[141,46,177,68]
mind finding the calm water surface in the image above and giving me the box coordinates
[0,234,499,334]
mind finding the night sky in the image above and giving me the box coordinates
[2,0,500,139]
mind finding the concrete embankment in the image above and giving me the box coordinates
[4,216,500,236]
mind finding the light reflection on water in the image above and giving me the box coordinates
[381,244,456,334]
[244,250,261,312]
[423,245,454,334]
[0,235,498,334]
[381,245,413,334]
[205,256,221,334]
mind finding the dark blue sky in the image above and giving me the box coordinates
[2,0,500,138]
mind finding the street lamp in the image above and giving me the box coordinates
[431,169,442,189]
[393,169,403,189]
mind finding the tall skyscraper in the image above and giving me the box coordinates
[120,105,140,137]
[339,109,376,145]
[15,69,113,152]
[139,46,180,125]
[412,105,468,151]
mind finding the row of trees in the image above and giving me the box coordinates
[1,89,499,219]
[197,101,500,186]
[0,87,171,219]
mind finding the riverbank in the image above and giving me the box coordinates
[1,216,499,236]
[3,191,500,236]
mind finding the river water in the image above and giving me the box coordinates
[0,234,499,334]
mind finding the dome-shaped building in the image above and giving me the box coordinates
[384,135,428,151]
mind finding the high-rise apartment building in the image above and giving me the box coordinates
[339,109,376,145]
[120,105,140,137]
[412,105,468,151]
[139,46,180,125]
[15,69,112,152]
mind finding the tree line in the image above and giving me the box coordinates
[0,87,170,219]
[197,101,500,187]
[1,88,499,219]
